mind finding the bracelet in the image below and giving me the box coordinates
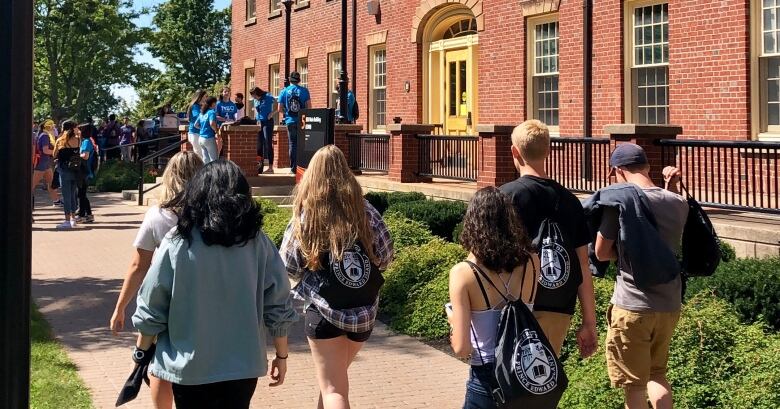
[275,353,288,360]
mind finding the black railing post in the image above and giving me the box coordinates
[582,0,594,181]
[137,159,144,206]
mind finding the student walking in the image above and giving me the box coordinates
[52,121,82,229]
[105,114,122,161]
[110,151,203,409]
[281,145,393,409]
[119,117,135,162]
[186,90,207,159]
[278,71,311,173]
[499,120,598,358]
[31,119,61,207]
[587,144,687,409]
[132,160,296,409]
[250,87,276,174]
[197,97,220,164]
[76,123,96,223]
[446,186,540,409]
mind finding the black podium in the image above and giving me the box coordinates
[295,108,335,181]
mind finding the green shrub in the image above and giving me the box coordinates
[364,191,427,214]
[94,160,156,192]
[381,239,466,321]
[396,268,452,339]
[386,199,467,241]
[383,212,435,253]
[262,207,292,248]
[452,222,464,243]
[254,197,279,215]
[685,257,780,330]
[720,240,737,262]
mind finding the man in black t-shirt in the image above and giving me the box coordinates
[499,120,597,358]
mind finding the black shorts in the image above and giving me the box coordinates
[304,306,373,342]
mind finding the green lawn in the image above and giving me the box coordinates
[30,304,93,409]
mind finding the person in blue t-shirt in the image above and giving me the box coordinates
[77,123,96,223]
[277,71,311,173]
[336,84,358,124]
[187,89,208,159]
[198,96,220,164]
[250,87,278,174]
[215,87,238,126]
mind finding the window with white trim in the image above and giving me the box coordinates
[370,46,387,130]
[528,17,559,127]
[245,68,256,118]
[762,0,780,132]
[270,0,281,13]
[328,53,341,109]
[295,58,308,88]
[269,63,280,124]
[627,2,669,125]
[246,0,256,20]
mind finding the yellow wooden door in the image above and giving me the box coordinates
[444,49,470,135]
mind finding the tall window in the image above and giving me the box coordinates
[295,58,308,88]
[270,0,281,13]
[328,53,341,109]
[761,0,780,133]
[627,2,669,125]
[245,68,256,118]
[370,46,387,130]
[269,64,280,123]
[528,16,559,128]
[246,0,256,20]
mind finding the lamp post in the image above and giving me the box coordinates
[283,0,294,87]
[338,0,349,123]
[351,0,357,93]
[582,0,593,180]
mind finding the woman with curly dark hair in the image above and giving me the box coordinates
[131,160,297,409]
[445,186,540,409]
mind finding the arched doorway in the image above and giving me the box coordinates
[422,6,479,135]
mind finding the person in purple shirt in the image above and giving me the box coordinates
[119,117,135,162]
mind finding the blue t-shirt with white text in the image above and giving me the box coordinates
[198,110,217,138]
[216,100,237,124]
[278,85,310,125]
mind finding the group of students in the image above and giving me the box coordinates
[107,119,687,409]
[32,119,97,229]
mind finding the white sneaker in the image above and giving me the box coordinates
[56,221,72,230]
[70,219,77,228]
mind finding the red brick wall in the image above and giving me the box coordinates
[232,0,754,141]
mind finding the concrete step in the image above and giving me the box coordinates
[122,190,159,206]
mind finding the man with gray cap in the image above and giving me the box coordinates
[277,71,312,173]
[585,143,686,409]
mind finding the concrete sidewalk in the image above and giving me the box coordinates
[32,192,468,409]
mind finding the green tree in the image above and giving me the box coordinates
[34,0,153,121]
[148,0,231,91]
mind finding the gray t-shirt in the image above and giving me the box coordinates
[599,187,688,312]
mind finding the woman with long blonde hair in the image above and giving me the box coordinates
[109,151,203,409]
[281,145,394,409]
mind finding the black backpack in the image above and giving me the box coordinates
[532,200,582,312]
[351,99,360,121]
[467,261,568,409]
[316,241,384,309]
[287,91,303,116]
[679,183,721,277]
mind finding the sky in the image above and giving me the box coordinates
[111,0,231,106]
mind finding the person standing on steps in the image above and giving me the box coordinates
[499,120,598,359]
[186,90,208,159]
[197,97,220,164]
[215,86,238,126]
[250,87,277,174]
[277,71,311,173]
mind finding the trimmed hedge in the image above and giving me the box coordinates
[94,160,156,192]
[686,257,780,330]
[262,207,292,248]
[254,197,279,215]
[383,212,435,253]
[364,191,427,214]
[380,239,466,328]
[386,199,467,241]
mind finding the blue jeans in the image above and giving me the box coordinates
[463,364,497,409]
[199,137,219,164]
[287,123,298,171]
[58,169,79,215]
[258,120,274,166]
[97,137,107,162]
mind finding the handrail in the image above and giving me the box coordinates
[656,139,780,149]
[550,136,611,144]
[102,134,182,151]
[415,134,478,140]
[136,138,188,205]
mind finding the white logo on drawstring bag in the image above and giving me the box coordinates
[513,329,558,395]
[332,244,371,289]
[538,224,571,289]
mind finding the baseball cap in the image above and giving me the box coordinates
[289,71,301,83]
[608,143,648,176]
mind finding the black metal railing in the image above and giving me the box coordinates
[416,134,478,182]
[546,137,612,193]
[347,133,390,173]
[134,137,188,205]
[658,139,780,213]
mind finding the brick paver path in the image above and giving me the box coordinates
[32,192,468,409]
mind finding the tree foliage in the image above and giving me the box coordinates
[34,0,153,121]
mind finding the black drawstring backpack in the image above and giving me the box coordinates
[466,261,568,409]
[678,182,722,277]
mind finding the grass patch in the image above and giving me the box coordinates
[30,304,93,409]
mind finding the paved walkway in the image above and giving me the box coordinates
[31,192,468,409]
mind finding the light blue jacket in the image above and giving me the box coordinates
[132,229,298,385]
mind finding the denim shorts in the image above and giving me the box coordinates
[463,363,497,409]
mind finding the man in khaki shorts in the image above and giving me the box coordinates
[500,120,598,359]
[592,143,687,409]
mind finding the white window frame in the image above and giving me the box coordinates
[269,63,280,124]
[246,0,256,20]
[624,0,670,125]
[245,67,256,119]
[270,0,281,14]
[526,13,560,133]
[295,57,308,89]
[753,0,780,139]
[369,45,387,132]
[328,53,341,109]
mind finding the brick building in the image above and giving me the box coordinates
[231,0,778,141]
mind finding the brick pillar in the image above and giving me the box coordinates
[222,124,261,176]
[476,125,517,188]
[388,124,434,183]
[179,125,190,152]
[274,125,290,169]
[605,124,681,186]
[334,124,363,164]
